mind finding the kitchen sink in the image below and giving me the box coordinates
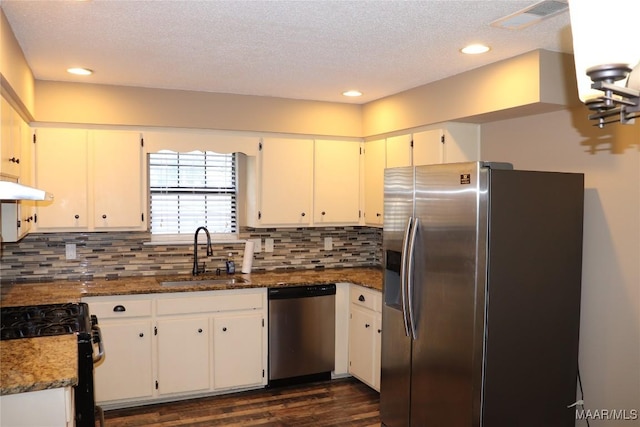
[160,277,248,287]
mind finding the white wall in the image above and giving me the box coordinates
[481,108,640,426]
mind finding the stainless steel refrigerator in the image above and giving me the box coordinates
[380,162,584,427]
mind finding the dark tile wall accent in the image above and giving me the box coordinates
[0,227,382,283]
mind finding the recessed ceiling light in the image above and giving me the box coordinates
[460,44,491,55]
[67,67,93,76]
[342,90,362,97]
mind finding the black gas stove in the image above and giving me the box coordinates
[0,302,103,427]
[0,302,92,340]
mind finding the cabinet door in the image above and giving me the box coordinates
[94,320,153,402]
[34,128,88,230]
[258,138,313,226]
[0,387,74,427]
[413,129,443,166]
[157,317,210,395]
[0,96,21,178]
[1,117,33,242]
[363,139,385,226]
[349,305,376,388]
[212,312,264,389]
[373,313,382,391]
[19,121,35,235]
[314,139,360,224]
[385,135,412,168]
[92,130,144,229]
[442,123,480,163]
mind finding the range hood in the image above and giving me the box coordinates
[0,181,54,201]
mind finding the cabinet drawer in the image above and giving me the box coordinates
[157,291,264,316]
[88,299,153,319]
[350,286,381,312]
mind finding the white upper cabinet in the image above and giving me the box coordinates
[363,123,479,228]
[0,96,22,178]
[91,130,144,229]
[385,134,412,169]
[246,137,361,228]
[34,128,89,230]
[34,128,144,232]
[247,137,314,227]
[314,139,361,225]
[1,101,35,242]
[440,122,480,164]
[412,123,480,167]
[363,139,385,226]
[413,129,443,166]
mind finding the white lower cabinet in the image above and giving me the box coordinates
[0,387,75,427]
[212,312,264,389]
[88,296,154,403]
[348,285,382,391]
[96,320,154,401]
[332,282,351,377]
[84,283,384,407]
[83,288,267,407]
[157,316,211,395]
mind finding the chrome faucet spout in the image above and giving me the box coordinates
[192,226,213,276]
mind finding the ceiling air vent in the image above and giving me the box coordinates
[490,0,569,30]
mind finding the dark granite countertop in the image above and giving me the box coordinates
[0,267,382,395]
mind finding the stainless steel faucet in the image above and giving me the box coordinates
[192,226,213,276]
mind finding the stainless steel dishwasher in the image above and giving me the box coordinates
[268,284,336,386]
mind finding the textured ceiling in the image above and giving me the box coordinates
[1,0,574,104]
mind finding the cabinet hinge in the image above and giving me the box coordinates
[155,381,159,390]
[441,135,445,144]
[410,139,414,147]
[154,326,158,336]
[258,142,263,151]
[140,137,144,147]
[16,219,21,229]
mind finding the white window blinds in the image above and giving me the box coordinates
[149,150,236,235]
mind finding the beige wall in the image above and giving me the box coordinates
[482,109,640,422]
[32,50,579,139]
[35,80,364,138]
[363,50,580,137]
[0,9,35,120]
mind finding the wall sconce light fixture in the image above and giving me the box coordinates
[568,0,639,127]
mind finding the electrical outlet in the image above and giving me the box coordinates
[251,238,262,253]
[65,243,76,260]
[265,238,274,253]
[324,237,333,251]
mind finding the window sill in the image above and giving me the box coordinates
[144,234,242,246]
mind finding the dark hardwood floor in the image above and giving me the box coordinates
[101,378,381,426]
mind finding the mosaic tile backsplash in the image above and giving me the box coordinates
[0,227,382,283]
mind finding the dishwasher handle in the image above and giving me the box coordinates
[268,284,336,299]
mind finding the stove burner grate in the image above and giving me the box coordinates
[0,303,88,340]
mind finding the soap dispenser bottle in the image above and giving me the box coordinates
[225,253,235,274]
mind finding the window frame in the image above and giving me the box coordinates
[147,150,239,244]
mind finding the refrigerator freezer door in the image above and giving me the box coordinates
[410,162,489,426]
[380,166,414,427]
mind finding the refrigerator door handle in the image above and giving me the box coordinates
[407,217,419,340]
[400,216,413,337]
